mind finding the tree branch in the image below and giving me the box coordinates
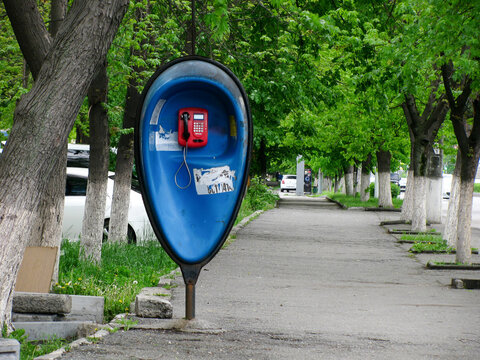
[2,0,52,80]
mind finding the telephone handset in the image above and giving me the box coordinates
[178,107,208,148]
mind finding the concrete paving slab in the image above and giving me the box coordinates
[59,198,480,359]
[0,338,19,360]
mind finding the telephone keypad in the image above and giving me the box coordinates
[193,121,204,135]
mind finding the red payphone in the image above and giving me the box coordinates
[178,107,208,148]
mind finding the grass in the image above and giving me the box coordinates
[2,327,70,360]
[400,234,477,253]
[53,240,177,322]
[326,192,403,209]
[475,183,480,193]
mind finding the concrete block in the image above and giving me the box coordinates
[12,321,95,341]
[0,338,20,360]
[13,292,71,314]
[135,287,172,318]
[11,313,63,322]
[63,295,104,324]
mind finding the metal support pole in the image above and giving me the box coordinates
[185,283,195,320]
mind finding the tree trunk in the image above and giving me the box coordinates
[9,0,68,288]
[344,165,354,196]
[334,174,339,193]
[360,154,372,202]
[354,166,361,195]
[81,65,110,263]
[0,0,128,331]
[401,170,414,222]
[411,175,427,232]
[109,4,147,243]
[376,150,393,208]
[426,153,442,224]
[456,175,474,264]
[445,153,461,247]
[108,85,137,243]
[441,63,477,264]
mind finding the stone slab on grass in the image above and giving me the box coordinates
[0,338,20,360]
[135,287,172,319]
[13,292,71,314]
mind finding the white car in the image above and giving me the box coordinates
[280,175,296,192]
[63,167,154,243]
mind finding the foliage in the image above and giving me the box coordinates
[53,240,176,322]
[235,177,279,224]
[474,183,480,193]
[391,183,401,199]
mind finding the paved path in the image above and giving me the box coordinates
[60,197,480,359]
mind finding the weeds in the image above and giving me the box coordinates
[3,328,69,360]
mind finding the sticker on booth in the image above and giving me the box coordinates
[193,166,236,195]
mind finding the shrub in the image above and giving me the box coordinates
[244,176,279,211]
[391,183,400,198]
[368,182,400,198]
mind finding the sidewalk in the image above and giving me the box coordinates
[59,196,480,359]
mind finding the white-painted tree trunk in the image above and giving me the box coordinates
[360,170,370,202]
[411,176,427,232]
[401,171,415,222]
[456,178,474,264]
[377,170,393,208]
[426,177,442,224]
[81,67,110,263]
[339,176,346,194]
[445,172,460,247]
[354,166,361,195]
[426,153,443,224]
[345,166,354,196]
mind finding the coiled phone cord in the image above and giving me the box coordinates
[175,144,192,189]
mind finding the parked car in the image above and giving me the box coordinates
[399,177,407,192]
[390,173,401,187]
[280,174,296,192]
[442,174,452,199]
[63,167,154,243]
[67,143,90,168]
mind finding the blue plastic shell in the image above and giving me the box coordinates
[136,58,251,265]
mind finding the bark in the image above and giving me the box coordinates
[81,65,110,263]
[2,0,51,80]
[426,153,442,224]
[445,154,461,247]
[344,165,354,196]
[376,150,393,208]
[0,0,128,330]
[360,154,372,202]
[334,174,339,193]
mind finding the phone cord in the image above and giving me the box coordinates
[175,145,192,189]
